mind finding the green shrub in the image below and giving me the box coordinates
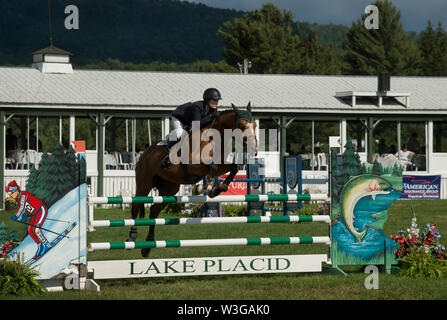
[223,205,247,217]
[0,254,46,296]
[161,203,184,215]
[400,249,447,278]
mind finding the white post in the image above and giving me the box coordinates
[125,119,129,152]
[397,121,401,152]
[70,116,75,145]
[163,117,170,140]
[59,116,62,144]
[255,118,260,142]
[427,121,433,173]
[132,118,136,165]
[27,116,30,150]
[340,119,347,153]
[36,116,39,152]
[311,120,315,171]
[148,119,151,146]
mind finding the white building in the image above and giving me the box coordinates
[1,47,447,205]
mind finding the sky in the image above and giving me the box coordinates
[185,0,447,32]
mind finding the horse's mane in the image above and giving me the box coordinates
[219,109,236,116]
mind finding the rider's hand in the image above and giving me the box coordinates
[213,110,220,119]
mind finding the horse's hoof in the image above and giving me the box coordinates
[141,248,150,258]
[208,188,220,198]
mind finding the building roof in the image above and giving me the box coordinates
[1,66,447,116]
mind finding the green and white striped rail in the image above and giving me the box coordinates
[91,215,330,228]
[89,193,328,205]
[88,236,331,251]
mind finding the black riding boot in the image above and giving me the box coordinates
[160,140,178,168]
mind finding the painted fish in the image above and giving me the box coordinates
[340,175,392,242]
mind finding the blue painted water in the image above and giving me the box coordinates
[332,190,401,263]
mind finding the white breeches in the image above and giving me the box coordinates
[168,116,184,141]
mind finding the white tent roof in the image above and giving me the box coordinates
[1,66,447,114]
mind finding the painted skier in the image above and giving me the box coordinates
[5,180,52,261]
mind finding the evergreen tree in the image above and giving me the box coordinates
[330,148,342,204]
[343,0,420,75]
[218,3,303,74]
[25,164,39,194]
[372,160,383,175]
[420,21,447,76]
[65,145,79,188]
[45,143,73,207]
[321,43,343,75]
[341,138,363,178]
[34,152,51,203]
[0,222,9,244]
[300,31,322,74]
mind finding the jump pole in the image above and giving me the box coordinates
[89,236,331,251]
[89,193,328,205]
[91,215,331,228]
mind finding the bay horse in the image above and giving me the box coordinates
[129,103,258,257]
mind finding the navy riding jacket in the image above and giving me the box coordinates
[171,100,217,128]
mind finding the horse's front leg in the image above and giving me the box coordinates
[208,163,238,197]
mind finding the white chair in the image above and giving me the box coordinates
[27,149,38,168]
[114,152,129,170]
[16,150,27,169]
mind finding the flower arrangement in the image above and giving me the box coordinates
[1,241,13,258]
[390,214,447,278]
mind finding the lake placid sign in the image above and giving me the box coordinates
[87,254,327,279]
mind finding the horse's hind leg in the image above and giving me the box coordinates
[127,181,153,242]
[141,180,180,258]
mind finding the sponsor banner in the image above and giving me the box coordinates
[220,175,247,195]
[401,175,441,199]
[87,254,327,279]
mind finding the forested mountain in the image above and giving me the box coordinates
[0,0,349,66]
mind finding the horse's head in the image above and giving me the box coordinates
[231,102,258,157]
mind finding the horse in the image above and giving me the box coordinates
[129,102,258,257]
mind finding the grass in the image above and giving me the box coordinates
[1,199,447,300]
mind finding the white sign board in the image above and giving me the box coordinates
[87,254,327,279]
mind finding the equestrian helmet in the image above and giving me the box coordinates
[203,88,222,101]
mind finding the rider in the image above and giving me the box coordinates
[6,180,52,261]
[160,88,222,168]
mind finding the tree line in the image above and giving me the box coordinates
[76,1,447,77]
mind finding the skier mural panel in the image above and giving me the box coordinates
[330,139,403,268]
[5,142,87,280]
